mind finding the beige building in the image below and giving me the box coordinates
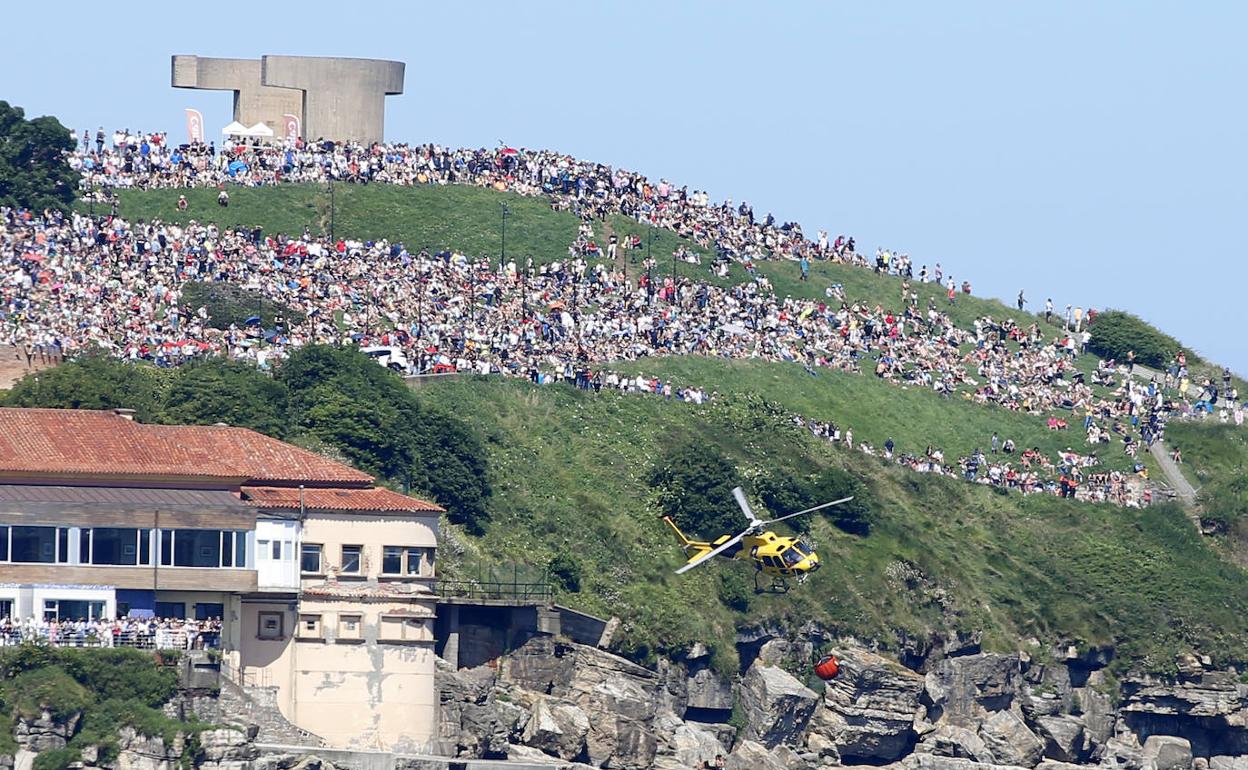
[0,408,442,751]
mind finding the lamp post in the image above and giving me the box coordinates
[328,175,336,242]
[500,204,510,263]
[646,227,654,304]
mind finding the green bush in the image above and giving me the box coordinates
[32,748,78,770]
[649,439,743,538]
[1087,310,1192,369]
[758,467,876,536]
[2,354,162,420]
[2,667,92,720]
[547,552,584,593]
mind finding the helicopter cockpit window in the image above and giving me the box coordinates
[780,546,805,567]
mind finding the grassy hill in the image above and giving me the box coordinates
[83,183,1248,673]
[418,375,1248,674]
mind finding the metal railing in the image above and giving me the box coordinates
[220,657,272,688]
[0,628,220,650]
[434,579,553,604]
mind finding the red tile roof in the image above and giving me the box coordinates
[0,407,373,485]
[242,485,443,513]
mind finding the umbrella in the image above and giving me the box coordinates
[500,147,519,156]
[244,315,262,326]
[227,160,248,177]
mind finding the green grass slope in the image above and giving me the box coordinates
[100,183,1248,672]
[420,375,1248,674]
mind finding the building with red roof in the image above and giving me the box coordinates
[0,407,441,751]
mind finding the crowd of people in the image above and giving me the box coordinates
[3,129,1243,510]
[0,615,222,649]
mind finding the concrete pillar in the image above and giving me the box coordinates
[442,604,460,669]
[171,55,302,136]
[261,56,404,144]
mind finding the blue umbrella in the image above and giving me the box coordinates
[244,315,262,326]
[227,160,248,177]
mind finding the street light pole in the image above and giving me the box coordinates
[501,204,510,263]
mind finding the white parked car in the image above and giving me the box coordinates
[360,345,411,373]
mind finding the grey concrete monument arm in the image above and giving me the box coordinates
[261,56,405,144]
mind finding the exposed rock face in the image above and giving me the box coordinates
[738,663,820,749]
[1033,714,1088,763]
[687,666,734,712]
[652,713,727,770]
[114,726,184,770]
[725,738,790,770]
[520,698,590,761]
[919,723,999,764]
[809,647,925,762]
[194,728,261,770]
[435,658,521,758]
[926,654,1022,726]
[1142,735,1194,770]
[978,710,1044,768]
[1120,671,1248,757]
[14,711,78,752]
[502,636,659,768]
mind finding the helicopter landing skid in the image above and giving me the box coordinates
[754,571,791,594]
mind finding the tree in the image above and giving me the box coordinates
[1,355,162,421]
[649,438,742,538]
[757,467,875,536]
[0,101,76,211]
[278,345,493,532]
[162,359,291,438]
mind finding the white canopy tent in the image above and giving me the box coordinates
[222,121,276,139]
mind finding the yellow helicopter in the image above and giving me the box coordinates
[663,487,853,593]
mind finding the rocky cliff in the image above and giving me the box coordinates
[438,636,1248,770]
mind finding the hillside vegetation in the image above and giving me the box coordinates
[16,182,1238,674]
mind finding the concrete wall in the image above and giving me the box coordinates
[261,56,404,144]
[171,55,302,136]
[288,595,437,751]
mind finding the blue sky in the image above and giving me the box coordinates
[3,2,1245,372]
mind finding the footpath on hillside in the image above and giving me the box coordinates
[1125,362,1202,521]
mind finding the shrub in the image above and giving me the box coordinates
[649,439,743,538]
[1087,310,1192,369]
[758,467,876,536]
[547,552,584,593]
[32,748,79,770]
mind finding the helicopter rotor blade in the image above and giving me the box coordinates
[733,486,761,527]
[760,496,855,527]
[675,530,748,575]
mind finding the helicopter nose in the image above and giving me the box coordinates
[810,560,821,572]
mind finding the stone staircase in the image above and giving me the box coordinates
[216,676,324,747]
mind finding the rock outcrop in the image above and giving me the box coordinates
[738,663,820,748]
[809,647,925,762]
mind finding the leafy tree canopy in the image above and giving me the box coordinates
[757,466,876,535]
[0,101,76,211]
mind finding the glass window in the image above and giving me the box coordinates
[338,613,362,639]
[156,601,186,619]
[11,526,57,563]
[195,603,224,621]
[299,614,321,638]
[341,545,361,574]
[780,546,804,567]
[234,533,246,568]
[257,611,284,640]
[382,546,403,574]
[222,532,234,567]
[256,540,269,560]
[405,548,423,575]
[271,540,282,560]
[139,531,152,565]
[172,529,222,568]
[90,528,141,566]
[301,544,322,574]
[80,529,92,563]
[0,525,7,561]
[57,528,69,563]
[160,530,173,566]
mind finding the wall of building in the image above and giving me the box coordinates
[288,596,436,752]
[301,512,437,583]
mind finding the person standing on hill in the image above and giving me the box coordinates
[991,432,1000,454]
[1045,298,1053,324]
[1017,290,1026,311]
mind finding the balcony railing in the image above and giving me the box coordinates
[0,627,221,650]
[435,579,553,604]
